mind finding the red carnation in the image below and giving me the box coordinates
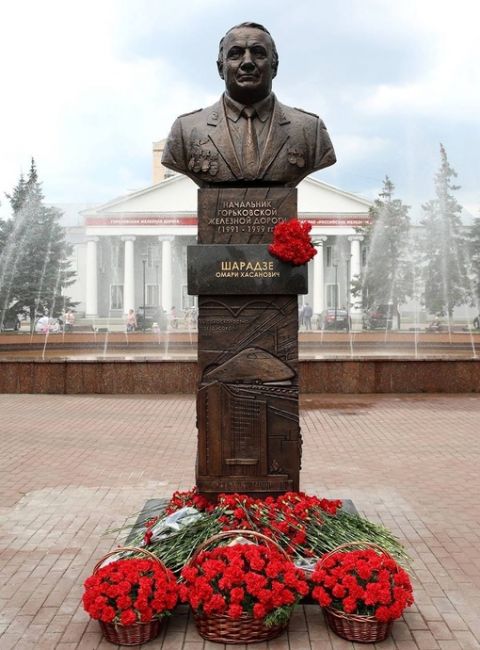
[120,609,136,626]
[253,603,267,619]
[100,606,116,623]
[227,603,244,619]
[268,219,317,266]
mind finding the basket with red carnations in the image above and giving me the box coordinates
[310,542,414,643]
[82,546,179,646]
[179,529,309,644]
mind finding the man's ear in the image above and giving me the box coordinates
[217,60,224,80]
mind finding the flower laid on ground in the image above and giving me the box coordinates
[165,487,211,515]
[310,548,414,622]
[268,218,317,265]
[82,557,179,626]
[180,542,309,626]
[214,492,342,557]
[121,489,410,574]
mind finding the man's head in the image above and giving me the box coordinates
[217,22,279,104]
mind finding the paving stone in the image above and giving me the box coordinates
[0,393,479,649]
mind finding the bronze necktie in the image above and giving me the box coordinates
[242,106,258,181]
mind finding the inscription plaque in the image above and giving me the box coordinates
[187,244,308,295]
[198,187,297,244]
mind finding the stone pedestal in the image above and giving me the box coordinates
[188,188,306,498]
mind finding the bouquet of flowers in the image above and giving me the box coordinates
[179,530,309,643]
[82,547,179,646]
[268,218,317,265]
[310,543,414,642]
[123,488,409,574]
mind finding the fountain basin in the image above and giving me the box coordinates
[0,357,478,394]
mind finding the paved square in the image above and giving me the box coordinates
[0,393,479,649]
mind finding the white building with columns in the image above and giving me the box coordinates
[65,144,372,321]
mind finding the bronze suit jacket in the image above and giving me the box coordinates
[161,93,336,187]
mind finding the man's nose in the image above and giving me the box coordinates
[240,50,255,71]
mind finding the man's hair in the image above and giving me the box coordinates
[217,22,279,73]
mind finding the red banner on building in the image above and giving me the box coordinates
[85,214,371,227]
[85,215,198,226]
[305,216,371,226]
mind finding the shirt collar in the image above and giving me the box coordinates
[223,93,275,123]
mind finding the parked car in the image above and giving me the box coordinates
[135,306,168,331]
[318,308,351,331]
[362,304,394,330]
[0,308,21,332]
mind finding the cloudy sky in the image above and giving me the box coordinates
[0,0,479,222]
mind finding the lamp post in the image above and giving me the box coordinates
[142,256,147,332]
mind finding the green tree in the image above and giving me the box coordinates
[420,144,469,318]
[353,176,411,324]
[0,159,76,330]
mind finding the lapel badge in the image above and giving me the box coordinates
[287,146,305,168]
[209,152,219,176]
[188,138,211,173]
[201,150,210,173]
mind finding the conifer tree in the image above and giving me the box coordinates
[0,159,76,330]
[420,144,469,318]
[353,176,411,324]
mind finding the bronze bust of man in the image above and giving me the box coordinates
[162,22,336,187]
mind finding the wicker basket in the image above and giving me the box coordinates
[99,618,162,646]
[91,546,167,647]
[316,541,398,644]
[188,529,292,644]
[323,607,392,643]
[193,610,287,644]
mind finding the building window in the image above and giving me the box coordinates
[147,243,160,268]
[112,241,121,269]
[182,285,195,310]
[326,284,338,309]
[98,242,105,273]
[146,284,159,306]
[326,246,332,267]
[110,285,124,310]
[361,246,368,267]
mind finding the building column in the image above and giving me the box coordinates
[159,237,174,311]
[313,236,327,315]
[85,237,99,317]
[348,235,364,315]
[122,236,136,314]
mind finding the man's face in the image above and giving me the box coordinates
[218,27,277,104]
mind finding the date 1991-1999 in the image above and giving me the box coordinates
[217,224,275,233]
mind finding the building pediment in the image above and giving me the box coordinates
[82,174,371,221]
[82,174,198,217]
